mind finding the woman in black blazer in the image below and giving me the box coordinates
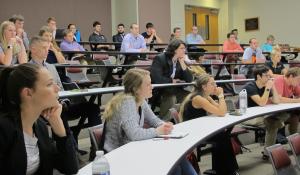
[0,63,78,175]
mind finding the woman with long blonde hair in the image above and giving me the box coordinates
[265,45,287,77]
[103,68,198,175]
[180,74,239,175]
[0,21,27,65]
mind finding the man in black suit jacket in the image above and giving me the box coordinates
[112,23,125,51]
[151,39,193,119]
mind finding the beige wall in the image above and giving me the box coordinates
[111,0,138,35]
[170,0,229,43]
[138,0,171,42]
[0,0,112,41]
[228,0,300,46]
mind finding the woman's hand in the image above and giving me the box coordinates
[156,122,173,135]
[15,36,24,45]
[214,87,224,96]
[42,103,66,137]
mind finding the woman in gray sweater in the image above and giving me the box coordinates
[103,68,198,175]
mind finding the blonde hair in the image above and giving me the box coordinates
[270,45,281,58]
[285,67,300,78]
[38,26,61,51]
[0,21,21,55]
[103,68,150,121]
[179,74,211,122]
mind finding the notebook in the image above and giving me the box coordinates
[156,131,189,139]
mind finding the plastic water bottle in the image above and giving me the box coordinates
[92,151,110,175]
[239,89,247,114]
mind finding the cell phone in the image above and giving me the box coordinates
[229,110,242,116]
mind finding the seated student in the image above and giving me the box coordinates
[150,39,193,119]
[0,63,78,174]
[88,21,110,51]
[121,23,147,52]
[9,14,30,50]
[240,38,266,78]
[60,29,85,52]
[102,68,198,175]
[141,22,163,49]
[273,67,300,143]
[121,23,148,64]
[223,32,244,73]
[60,29,87,67]
[112,23,126,51]
[170,27,181,42]
[242,65,289,159]
[67,23,81,42]
[28,36,101,156]
[185,26,206,51]
[47,17,57,39]
[39,26,66,64]
[0,21,27,66]
[187,53,206,76]
[261,35,275,52]
[265,45,287,78]
[231,29,239,43]
[180,74,239,175]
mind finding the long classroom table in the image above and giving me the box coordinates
[59,79,253,98]
[77,103,300,175]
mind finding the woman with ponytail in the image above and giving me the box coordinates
[0,63,78,174]
[103,68,198,175]
[180,74,239,175]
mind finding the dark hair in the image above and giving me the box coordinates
[67,23,75,29]
[9,14,24,23]
[0,63,41,111]
[253,65,270,80]
[93,21,101,27]
[231,29,238,32]
[47,17,56,23]
[249,38,256,44]
[227,32,234,38]
[146,22,154,29]
[173,27,181,33]
[118,23,124,27]
[165,39,185,58]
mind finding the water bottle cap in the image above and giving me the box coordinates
[96,151,104,156]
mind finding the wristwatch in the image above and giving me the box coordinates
[7,45,13,49]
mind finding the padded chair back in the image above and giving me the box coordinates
[287,133,300,168]
[288,60,300,68]
[65,60,90,82]
[135,60,152,70]
[231,74,247,94]
[88,124,104,151]
[266,144,298,175]
[93,54,109,61]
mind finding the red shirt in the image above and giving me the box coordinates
[223,40,243,52]
[274,75,300,97]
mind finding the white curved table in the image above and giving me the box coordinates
[77,103,300,175]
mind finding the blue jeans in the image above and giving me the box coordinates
[170,158,198,175]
